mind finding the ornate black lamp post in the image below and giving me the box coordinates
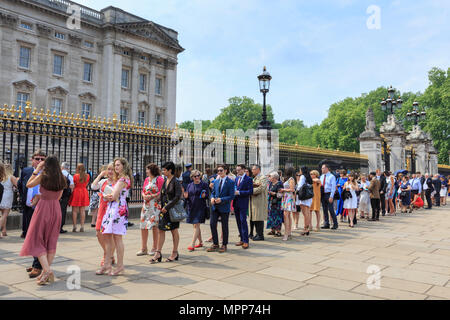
[258,66,272,130]
[380,85,403,114]
[406,101,427,126]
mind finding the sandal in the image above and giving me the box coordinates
[267,231,275,236]
[188,246,195,252]
[150,251,162,264]
[166,251,179,262]
[136,250,148,256]
[96,266,112,275]
[109,266,125,276]
[194,242,203,248]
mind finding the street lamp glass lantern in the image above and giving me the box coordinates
[381,100,386,111]
[388,86,395,100]
[258,66,272,93]
[386,98,392,110]
[397,98,403,109]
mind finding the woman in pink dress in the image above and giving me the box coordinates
[20,155,67,285]
[96,158,132,276]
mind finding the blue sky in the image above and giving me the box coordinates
[78,0,450,126]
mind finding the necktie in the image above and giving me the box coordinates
[219,178,224,193]
[238,176,242,186]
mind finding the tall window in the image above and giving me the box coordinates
[53,55,64,76]
[81,103,91,119]
[83,62,93,82]
[138,111,145,126]
[120,108,128,123]
[17,92,30,108]
[155,78,162,95]
[139,74,147,91]
[121,69,129,88]
[19,47,31,69]
[155,114,161,127]
[51,98,63,115]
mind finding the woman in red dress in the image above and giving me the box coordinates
[20,155,67,285]
[69,163,90,232]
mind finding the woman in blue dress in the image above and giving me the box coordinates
[267,172,284,237]
[184,170,209,252]
[399,176,412,214]
[336,170,348,222]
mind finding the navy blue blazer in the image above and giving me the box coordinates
[18,167,34,207]
[211,176,235,213]
[234,175,253,210]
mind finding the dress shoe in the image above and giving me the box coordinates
[29,268,42,279]
[26,267,33,273]
[331,225,338,230]
[235,241,244,246]
[218,245,227,253]
[20,232,26,239]
[249,234,254,240]
[368,218,376,221]
[321,225,330,229]
[206,245,219,252]
[128,222,134,227]
[242,243,249,249]
[253,235,265,241]
[60,229,67,234]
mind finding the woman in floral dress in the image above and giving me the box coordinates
[267,172,284,237]
[97,158,132,276]
[137,164,164,256]
[280,167,297,241]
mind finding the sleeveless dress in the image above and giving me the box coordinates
[101,178,131,235]
[336,177,348,216]
[281,178,296,212]
[140,176,163,230]
[69,174,90,207]
[20,187,62,257]
[0,177,14,209]
[310,180,321,211]
[296,175,312,207]
[343,184,358,209]
[95,179,115,231]
[359,181,371,213]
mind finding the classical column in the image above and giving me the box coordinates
[149,61,157,125]
[406,125,428,174]
[165,60,177,128]
[257,129,279,176]
[130,51,140,123]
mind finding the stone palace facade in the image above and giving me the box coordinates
[0,0,184,128]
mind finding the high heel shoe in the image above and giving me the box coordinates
[301,230,310,236]
[165,251,179,262]
[150,251,162,264]
[96,266,112,275]
[109,266,124,276]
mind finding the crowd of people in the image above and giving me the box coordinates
[0,149,449,286]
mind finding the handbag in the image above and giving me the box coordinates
[298,184,314,201]
[169,199,188,222]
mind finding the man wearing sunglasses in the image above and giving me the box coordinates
[207,165,236,253]
[18,149,46,278]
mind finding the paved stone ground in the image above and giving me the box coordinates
[1,206,450,300]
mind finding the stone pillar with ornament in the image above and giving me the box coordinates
[406,125,428,174]
[359,107,382,173]
[380,114,407,173]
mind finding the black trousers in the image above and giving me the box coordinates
[250,220,264,238]
[321,193,338,227]
[22,206,34,235]
[380,193,386,214]
[32,257,42,270]
[60,196,70,230]
[425,189,433,209]
[210,209,229,246]
[435,192,440,206]
[370,198,380,219]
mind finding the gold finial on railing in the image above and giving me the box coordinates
[18,105,23,119]
[45,109,51,122]
[64,112,69,124]
[112,113,118,127]
[25,101,32,119]
[39,108,44,121]
[10,104,16,118]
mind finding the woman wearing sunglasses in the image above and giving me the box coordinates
[184,169,209,251]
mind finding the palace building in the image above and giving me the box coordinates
[0,0,184,128]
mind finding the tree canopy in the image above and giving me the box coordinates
[178,67,450,164]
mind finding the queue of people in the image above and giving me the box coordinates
[4,150,449,286]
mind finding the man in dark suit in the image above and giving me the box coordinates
[17,149,46,278]
[207,164,235,253]
[424,173,434,209]
[432,174,441,207]
[182,164,193,191]
[376,169,387,216]
[234,164,253,249]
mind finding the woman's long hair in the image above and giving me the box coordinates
[300,166,313,184]
[41,156,67,191]
[348,173,358,187]
[113,157,133,186]
[76,163,87,183]
[0,163,5,182]
[284,167,296,183]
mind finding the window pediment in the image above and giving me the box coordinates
[79,92,96,101]
[13,80,36,91]
[48,86,68,95]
